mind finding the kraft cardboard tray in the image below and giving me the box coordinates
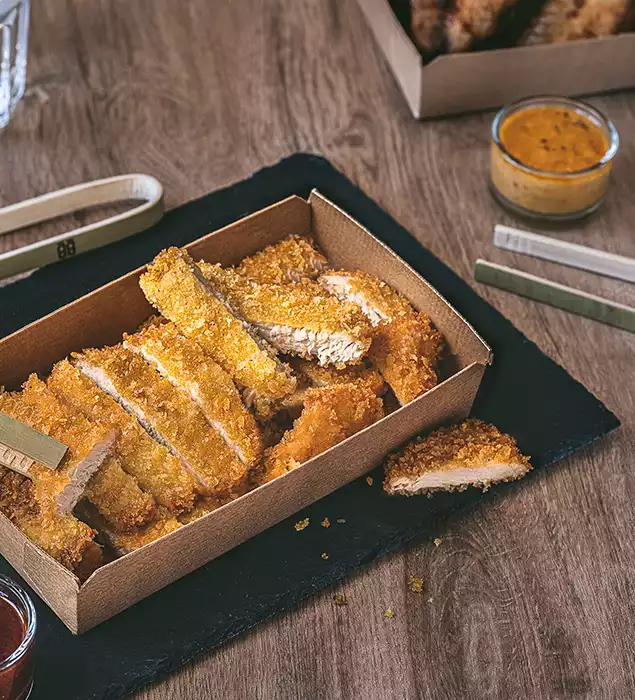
[0,189,491,634]
[356,0,635,118]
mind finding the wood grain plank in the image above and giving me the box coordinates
[1,0,633,697]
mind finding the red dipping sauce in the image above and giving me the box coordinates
[0,576,36,700]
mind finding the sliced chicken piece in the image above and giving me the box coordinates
[445,0,521,52]
[17,375,156,532]
[0,382,115,516]
[384,419,531,495]
[123,319,263,470]
[410,0,445,55]
[319,270,444,404]
[79,503,182,556]
[236,234,329,285]
[198,264,372,367]
[0,465,101,576]
[523,0,630,44]
[139,247,296,417]
[75,345,248,497]
[262,383,384,483]
[48,360,198,514]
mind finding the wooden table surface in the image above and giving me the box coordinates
[2,1,634,698]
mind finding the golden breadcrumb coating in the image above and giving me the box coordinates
[177,498,219,525]
[75,345,248,497]
[82,455,156,533]
[369,314,442,405]
[320,270,444,405]
[0,465,100,574]
[262,383,384,483]
[48,360,197,514]
[16,375,155,533]
[198,264,372,367]
[236,234,329,285]
[523,0,629,44]
[0,381,115,516]
[139,247,296,416]
[290,357,385,396]
[446,0,518,51]
[124,319,263,469]
[384,419,531,495]
[411,0,445,54]
[81,503,182,556]
[320,270,414,326]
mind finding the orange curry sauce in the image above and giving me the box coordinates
[500,106,609,173]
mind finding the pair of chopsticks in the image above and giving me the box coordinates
[475,225,635,334]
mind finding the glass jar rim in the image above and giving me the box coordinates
[0,575,36,671]
[492,95,620,178]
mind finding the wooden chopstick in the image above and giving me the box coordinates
[0,174,164,281]
[493,224,635,284]
[474,259,635,334]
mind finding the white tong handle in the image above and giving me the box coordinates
[0,173,164,281]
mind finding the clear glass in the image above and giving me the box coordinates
[0,0,29,129]
[490,96,620,222]
[0,576,36,700]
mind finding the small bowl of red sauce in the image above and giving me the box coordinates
[490,96,619,221]
[0,576,36,700]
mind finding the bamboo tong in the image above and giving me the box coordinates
[475,225,635,334]
[0,174,164,281]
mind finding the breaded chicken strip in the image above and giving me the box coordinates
[411,0,445,55]
[0,465,101,576]
[79,503,182,556]
[75,345,248,497]
[236,235,329,285]
[523,0,629,44]
[319,270,444,404]
[262,383,384,483]
[123,319,263,469]
[17,376,155,533]
[446,0,519,51]
[198,263,372,367]
[0,384,115,515]
[282,357,386,412]
[48,360,198,513]
[320,270,413,326]
[140,248,296,417]
[384,419,531,495]
[368,314,441,405]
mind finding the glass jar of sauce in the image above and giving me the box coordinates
[490,96,619,221]
[0,576,36,700]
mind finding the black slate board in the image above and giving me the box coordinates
[0,155,619,700]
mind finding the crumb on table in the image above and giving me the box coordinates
[384,608,394,618]
[294,518,310,531]
[366,476,374,486]
[321,517,330,528]
[333,593,347,606]
[321,552,329,560]
[407,575,423,594]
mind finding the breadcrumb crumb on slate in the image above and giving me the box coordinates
[321,517,331,528]
[383,419,531,496]
[366,476,374,486]
[321,552,329,560]
[295,518,310,531]
[336,518,346,524]
[433,537,442,547]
